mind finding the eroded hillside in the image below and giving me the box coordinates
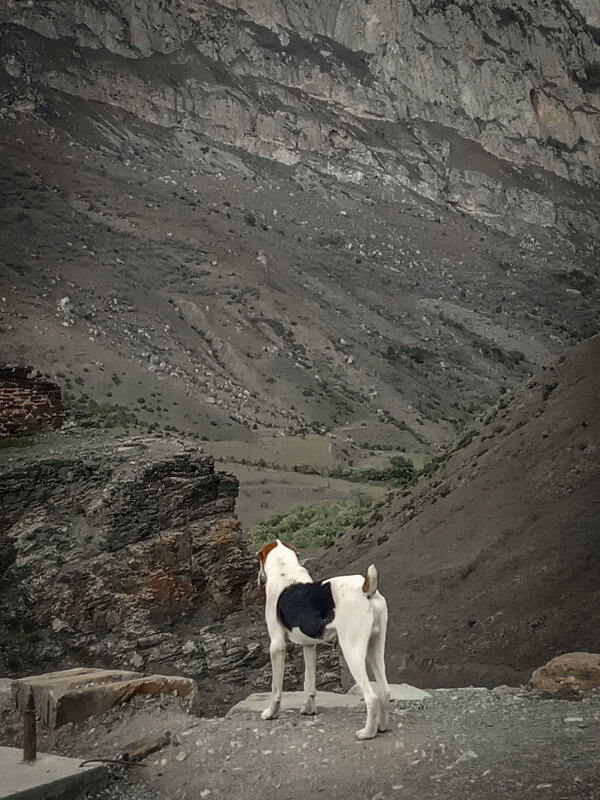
[324,334,600,687]
[0,0,598,456]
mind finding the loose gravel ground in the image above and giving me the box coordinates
[2,687,599,800]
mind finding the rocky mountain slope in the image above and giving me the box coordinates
[323,334,600,688]
[0,0,598,454]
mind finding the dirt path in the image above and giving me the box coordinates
[2,689,599,800]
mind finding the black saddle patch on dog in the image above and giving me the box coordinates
[277,581,335,639]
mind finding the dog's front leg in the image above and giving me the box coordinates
[262,637,286,720]
[301,645,317,715]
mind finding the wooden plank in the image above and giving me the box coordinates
[121,732,171,763]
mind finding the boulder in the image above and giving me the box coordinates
[530,652,600,695]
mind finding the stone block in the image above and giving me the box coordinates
[12,667,196,729]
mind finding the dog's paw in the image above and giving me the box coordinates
[356,727,377,740]
[377,722,388,733]
[261,707,279,720]
[300,703,316,716]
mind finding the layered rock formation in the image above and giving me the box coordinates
[0,436,258,679]
[1,0,599,234]
[219,0,600,185]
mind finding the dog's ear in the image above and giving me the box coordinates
[256,541,278,587]
[257,562,267,587]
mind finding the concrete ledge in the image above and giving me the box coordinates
[348,682,432,701]
[227,691,360,715]
[0,747,108,800]
[228,683,431,715]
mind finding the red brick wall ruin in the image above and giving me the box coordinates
[0,366,64,436]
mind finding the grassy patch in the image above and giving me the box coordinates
[63,392,140,429]
[247,493,374,549]
[0,435,39,451]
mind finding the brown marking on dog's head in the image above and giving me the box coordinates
[256,540,299,586]
[256,540,278,567]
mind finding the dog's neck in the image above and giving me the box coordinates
[264,550,312,601]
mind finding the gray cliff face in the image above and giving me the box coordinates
[2,0,599,190]
[569,0,600,28]
[216,0,600,184]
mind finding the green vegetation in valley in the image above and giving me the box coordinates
[247,492,374,549]
[330,455,417,486]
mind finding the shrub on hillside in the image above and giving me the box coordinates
[330,455,416,486]
[247,493,373,549]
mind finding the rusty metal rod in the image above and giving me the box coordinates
[23,694,36,763]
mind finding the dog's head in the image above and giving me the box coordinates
[256,539,299,586]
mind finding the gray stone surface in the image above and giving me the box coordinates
[0,746,107,800]
[227,690,361,715]
[227,683,431,714]
[348,682,432,701]
[5,690,597,800]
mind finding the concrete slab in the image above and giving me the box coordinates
[0,746,108,800]
[227,691,360,715]
[348,682,432,701]
[227,683,431,715]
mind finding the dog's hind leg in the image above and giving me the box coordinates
[339,633,378,740]
[262,635,286,720]
[301,645,317,715]
[367,629,390,732]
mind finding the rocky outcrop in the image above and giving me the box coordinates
[531,652,600,695]
[0,435,257,678]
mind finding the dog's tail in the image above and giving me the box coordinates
[362,564,379,598]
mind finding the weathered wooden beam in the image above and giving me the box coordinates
[121,732,171,763]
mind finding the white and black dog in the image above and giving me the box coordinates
[257,539,390,740]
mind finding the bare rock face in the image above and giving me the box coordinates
[531,652,600,695]
[569,0,600,29]
[0,435,258,678]
[1,0,599,224]
[217,0,600,185]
